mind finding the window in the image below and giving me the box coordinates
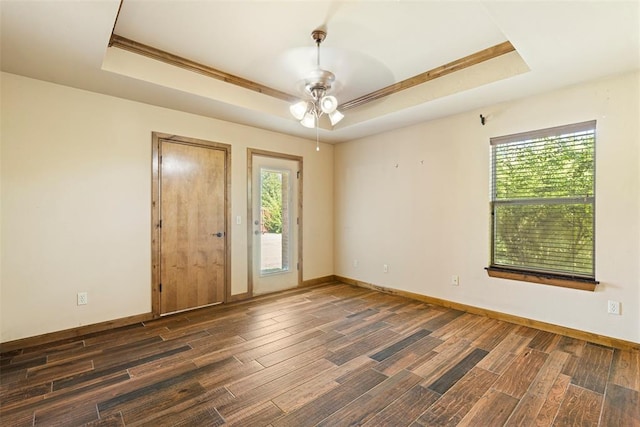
[260,168,291,274]
[488,120,597,289]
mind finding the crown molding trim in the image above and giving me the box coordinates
[340,41,515,110]
[109,34,298,103]
[109,34,515,112]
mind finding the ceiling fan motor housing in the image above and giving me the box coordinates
[304,69,335,100]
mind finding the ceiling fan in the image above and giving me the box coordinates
[289,29,345,141]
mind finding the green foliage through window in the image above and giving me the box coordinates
[261,169,284,234]
[490,121,596,279]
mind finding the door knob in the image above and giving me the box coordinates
[212,232,224,237]
[254,230,260,235]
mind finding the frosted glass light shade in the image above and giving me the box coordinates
[320,95,338,114]
[328,110,344,126]
[290,101,309,120]
[300,112,316,128]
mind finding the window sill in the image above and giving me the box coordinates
[485,267,598,292]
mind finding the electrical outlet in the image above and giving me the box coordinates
[451,275,459,286]
[77,292,88,305]
[383,264,389,273]
[607,300,620,315]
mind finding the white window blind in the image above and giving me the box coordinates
[490,120,596,280]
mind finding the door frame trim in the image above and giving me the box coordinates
[152,132,232,317]
[247,149,303,297]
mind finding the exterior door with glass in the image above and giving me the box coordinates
[250,153,301,295]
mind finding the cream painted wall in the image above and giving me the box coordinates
[0,72,334,343]
[335,71,640,343]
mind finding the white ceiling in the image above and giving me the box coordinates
[2,1,639,144]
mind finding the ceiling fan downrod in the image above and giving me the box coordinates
[312,29,326,68]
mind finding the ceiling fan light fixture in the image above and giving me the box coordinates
[290,101,309,121]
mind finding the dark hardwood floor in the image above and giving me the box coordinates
[1,282,638,426]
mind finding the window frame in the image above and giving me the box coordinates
[487,120,599,291]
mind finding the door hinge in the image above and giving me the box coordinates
[159,283,162,292]
[159,220,162,228]
[297,171,300,179]
[297,262,300,271]
[160,155,163,164]
[297,217,299,225]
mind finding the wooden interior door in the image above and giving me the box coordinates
[159,139,226,314]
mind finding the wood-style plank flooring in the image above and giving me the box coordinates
[1,282,639,426]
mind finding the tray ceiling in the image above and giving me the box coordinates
[2,1,638,143]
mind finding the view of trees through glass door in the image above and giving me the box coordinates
[260,168,291,274]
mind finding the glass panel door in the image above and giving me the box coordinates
[251,154,299,295]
